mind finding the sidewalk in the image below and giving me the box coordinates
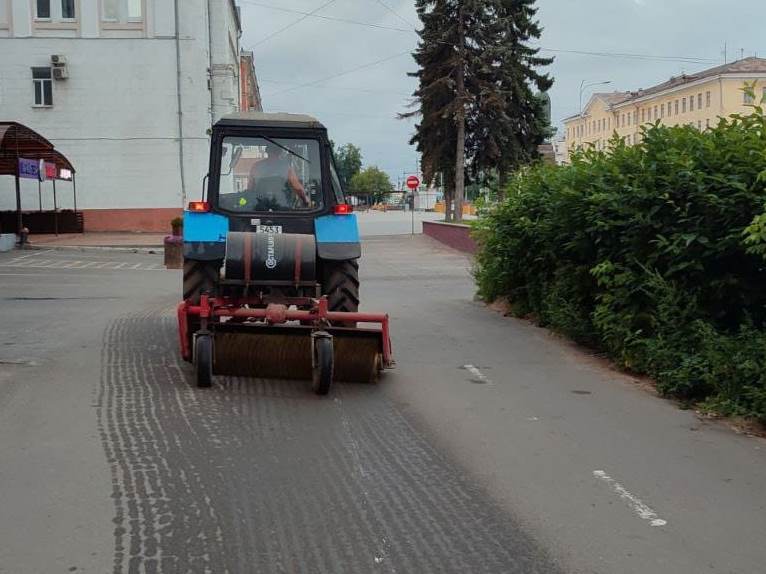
[28,232,166,250]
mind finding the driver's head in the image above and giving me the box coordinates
[264,141,281,159]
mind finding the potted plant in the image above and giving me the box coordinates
[171,216,183,237]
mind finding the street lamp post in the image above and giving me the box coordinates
[579,80,612,113]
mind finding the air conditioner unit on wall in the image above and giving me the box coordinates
[51,55,68,80]
[53,66,69,80]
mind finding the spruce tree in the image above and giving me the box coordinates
[406,0,553,219]
[468,0,554,184]
[404,0,462,221]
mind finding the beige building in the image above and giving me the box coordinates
[563,57,766,161]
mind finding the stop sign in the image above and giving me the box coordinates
[406,175,420,190]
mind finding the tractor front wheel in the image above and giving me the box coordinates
[194,334,214,389]
[312,333,334,395]
[182,259,220,362]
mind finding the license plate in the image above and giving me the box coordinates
[256,225,282,234]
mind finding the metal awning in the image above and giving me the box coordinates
[0,122,78,234]
[0,122,75,177]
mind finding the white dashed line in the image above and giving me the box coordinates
[463,364,492,385]
[593,470,667,527]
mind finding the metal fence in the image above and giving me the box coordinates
[348,190,442,212]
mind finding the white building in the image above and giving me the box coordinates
[0,0,248,231]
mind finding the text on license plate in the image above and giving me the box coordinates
[256,225,282,234]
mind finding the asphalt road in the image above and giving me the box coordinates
[0,238,765,574]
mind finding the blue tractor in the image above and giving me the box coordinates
[177,113,392,394]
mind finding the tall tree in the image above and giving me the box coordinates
[406,0,553,220]
[405,0,474,221]
[348,166,394,204]
[468,0,553,185]
[330,142,363,189]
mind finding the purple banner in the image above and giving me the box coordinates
[18,158,40,180]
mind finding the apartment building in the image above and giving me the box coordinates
[0,0,259,231]
[563,57,766,161]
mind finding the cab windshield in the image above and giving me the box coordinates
[217,136,323,212]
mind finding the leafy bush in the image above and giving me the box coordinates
[474,96,766,421]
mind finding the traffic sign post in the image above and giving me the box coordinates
[406,176,420,235]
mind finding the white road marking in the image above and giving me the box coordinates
[0,273,63,277]
[0,258,164,272]
[593,470,667,527]
[463,364,492,385]
[8,250,53,262]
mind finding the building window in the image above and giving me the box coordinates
[103,0,143,22]
[62,0,75,18]
[697,120,701,130]
[667,102,672,117]
[697,93,702,109]
[32,67,53,107]
[103,0,119,19]
[660,103,665,118]
[706,91,711,107]
[690,96,694,111]
[682,99,686,113]
[744,90,755,104]
[675,100,679,114]
[36,0,76,20]
[36,0,50,18]
[128,0,142,19]
[706,118,710,128]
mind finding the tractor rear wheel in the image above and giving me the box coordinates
[183,259,220,304]
[322,259,359,327]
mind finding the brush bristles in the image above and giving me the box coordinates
[212,331,381,383]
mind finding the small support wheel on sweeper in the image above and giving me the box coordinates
[194,333,214,388]
[312,331,334,395]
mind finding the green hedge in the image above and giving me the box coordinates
[474,101,766,421]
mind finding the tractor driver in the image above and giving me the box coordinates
[239,141,310,211]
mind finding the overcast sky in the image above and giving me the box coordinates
[239,0,764,185]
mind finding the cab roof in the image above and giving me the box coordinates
[216,112,326,130]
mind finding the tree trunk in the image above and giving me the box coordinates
[497,169,507,198]
[453,3,466,223]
